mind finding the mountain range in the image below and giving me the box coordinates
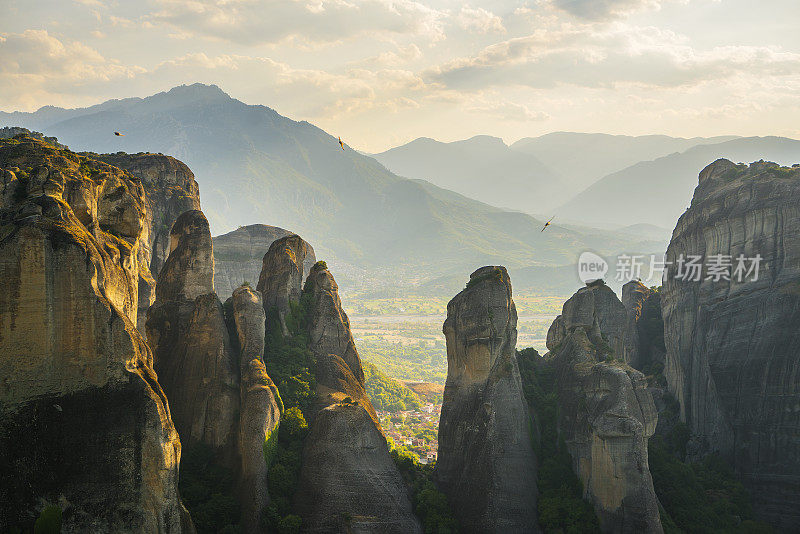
[0,83,664,295]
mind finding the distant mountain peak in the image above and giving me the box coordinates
[156,83,231,102]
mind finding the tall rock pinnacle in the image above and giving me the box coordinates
[435,266,539,533]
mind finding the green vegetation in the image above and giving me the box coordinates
[390,443,458,533]
[465,266,503,290]
[363,361,422,412]
[179,443,240,533]
[262,285,316,532]
[517,348,601,533]
[33,505,62,534]
[649,396,772,534]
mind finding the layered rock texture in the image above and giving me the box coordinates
[231,286,282,533]
[435,266,539,533]
[661,159,800,528]
[96,152,201,330]
[146,210,239,454]
[213,224,315,300]
[257,234,314,337]
[546,281,662,533]
[0,134,191,532]
[146,210,282,532]
[295,262,421,533]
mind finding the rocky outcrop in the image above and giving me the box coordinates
[661,159,800,529]
[546,281,662,533]
[96,152,200,330]
[213,224,315,300]
[0,134,192,532]
[621,281,665,374]
[257,234,314,336]
[146,210,239,454]
[435,266,539,533]
[295,261,421,533]
[231,286,282,533]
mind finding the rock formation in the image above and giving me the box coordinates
[231,286,282,533]
[147,209,282,532]
[213,224,315,300]
[546,281,662,533]
[0,133,192,532]
[295,261,421,533]
[257,233,314,336]
[96,152,201,330]
[661,159,800,529]
[435,266,539,533]
[146,210,240,454]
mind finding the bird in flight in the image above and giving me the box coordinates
[114,132,124,136]
[541,216,555,232]
[338,136,345,150]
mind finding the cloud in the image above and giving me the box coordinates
[551,0,663,20]
[152,0,447,45]
[0,29,141,80]
[426,24,800,91]
[467,99,549,121]
[457,6,505,34]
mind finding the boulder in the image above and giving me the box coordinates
[295,262,421,533]
[213,224,315,301]
[547,282,662,533]
[257,234,314,337]
[435,266,539,533]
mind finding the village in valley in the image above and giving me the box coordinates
[379,400,442,464]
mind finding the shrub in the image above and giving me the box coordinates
[34,505,61,534]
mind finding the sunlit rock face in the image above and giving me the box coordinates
[295,262,421,534]
[257,233,314,337]
[213,224,315,301]
[96,152,200,331]
[0,134,192,532]
[546,281,663,534]
[435,266,539,533]
[662,159,800,529]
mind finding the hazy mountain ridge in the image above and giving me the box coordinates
[372,135,569,212]
[0,84,664,291]
[555,136,800,228]
[511,132,741,192]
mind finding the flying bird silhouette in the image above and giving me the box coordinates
[338,136,345,150]
[541,216,555,232]
[114,132,124,136]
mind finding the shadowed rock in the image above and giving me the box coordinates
[257,234,314,337]
[214,224,315,300]
[546,281,662,534]
[147,210,239,454]
[0,134,192,532]
[294,262,421,533]
[231,286,281,534]
[662,159,800,529]
[435,266,539,533]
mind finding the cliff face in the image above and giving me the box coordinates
[0,134,191,532]
[546,281,662,534]
[231,286,282,533]
[213,224,315,300]
[147,210,282,532]
[295,262,421,533]
[435,266,539,533]
[146,210,240,454]
[96,152,200,330]
[257,234,314,337]
[661,159,800,528]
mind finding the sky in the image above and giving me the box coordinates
[1,0,799,152]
